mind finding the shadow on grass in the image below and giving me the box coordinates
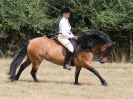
[6,79,94,86]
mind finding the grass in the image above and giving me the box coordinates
[0,58,133,99]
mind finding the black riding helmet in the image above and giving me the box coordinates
[62,7,71,13]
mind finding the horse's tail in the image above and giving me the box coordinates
[9,40,30,79]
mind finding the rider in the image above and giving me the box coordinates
[58,7,78,70]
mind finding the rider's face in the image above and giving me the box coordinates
[63,12,70,19]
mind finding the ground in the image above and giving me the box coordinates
[0,58,133,99]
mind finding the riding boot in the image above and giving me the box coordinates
[64,51,73,70]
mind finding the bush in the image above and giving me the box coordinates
[0,0,133,62]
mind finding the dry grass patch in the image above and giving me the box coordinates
[0,58,133,99]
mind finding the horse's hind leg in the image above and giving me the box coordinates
[14,57,31,80]
[30,60,41,82]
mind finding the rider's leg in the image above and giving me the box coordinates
[63,42,74,70]
[58,34,74,70]
[64,51,73,70]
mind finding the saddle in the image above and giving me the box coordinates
[54,38,80,52]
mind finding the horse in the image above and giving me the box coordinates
[9,29,112,86]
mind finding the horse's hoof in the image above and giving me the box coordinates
[102,80,108,86]
[11,76,19,81]
[9,76,15,80]
[7,72,10,75]
[74,82,81,85]
[8,76,12,80]
[34,80,39,83]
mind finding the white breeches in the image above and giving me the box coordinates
[58,34,74,52]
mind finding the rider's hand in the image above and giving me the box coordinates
[73,36,78,40]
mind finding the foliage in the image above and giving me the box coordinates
[0,0,133,61]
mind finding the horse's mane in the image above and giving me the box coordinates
[77,29,112,50]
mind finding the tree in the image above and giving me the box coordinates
[0,0,133,61]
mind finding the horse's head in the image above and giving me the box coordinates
[97,43,112,64]
[78,29,112,64]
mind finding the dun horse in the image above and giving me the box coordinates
[9,30,112,86]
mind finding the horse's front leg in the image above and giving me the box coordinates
[74,66,82,85]
[85,65,108,86]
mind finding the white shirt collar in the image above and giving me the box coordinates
[63,17,69,22]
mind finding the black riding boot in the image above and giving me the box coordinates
[64,51,73,70]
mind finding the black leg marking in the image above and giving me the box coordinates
[87,67,108,86]
[74,67,81,85]
[13,59,31,81]
[14,65,28,80]
[30,68,38,82]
